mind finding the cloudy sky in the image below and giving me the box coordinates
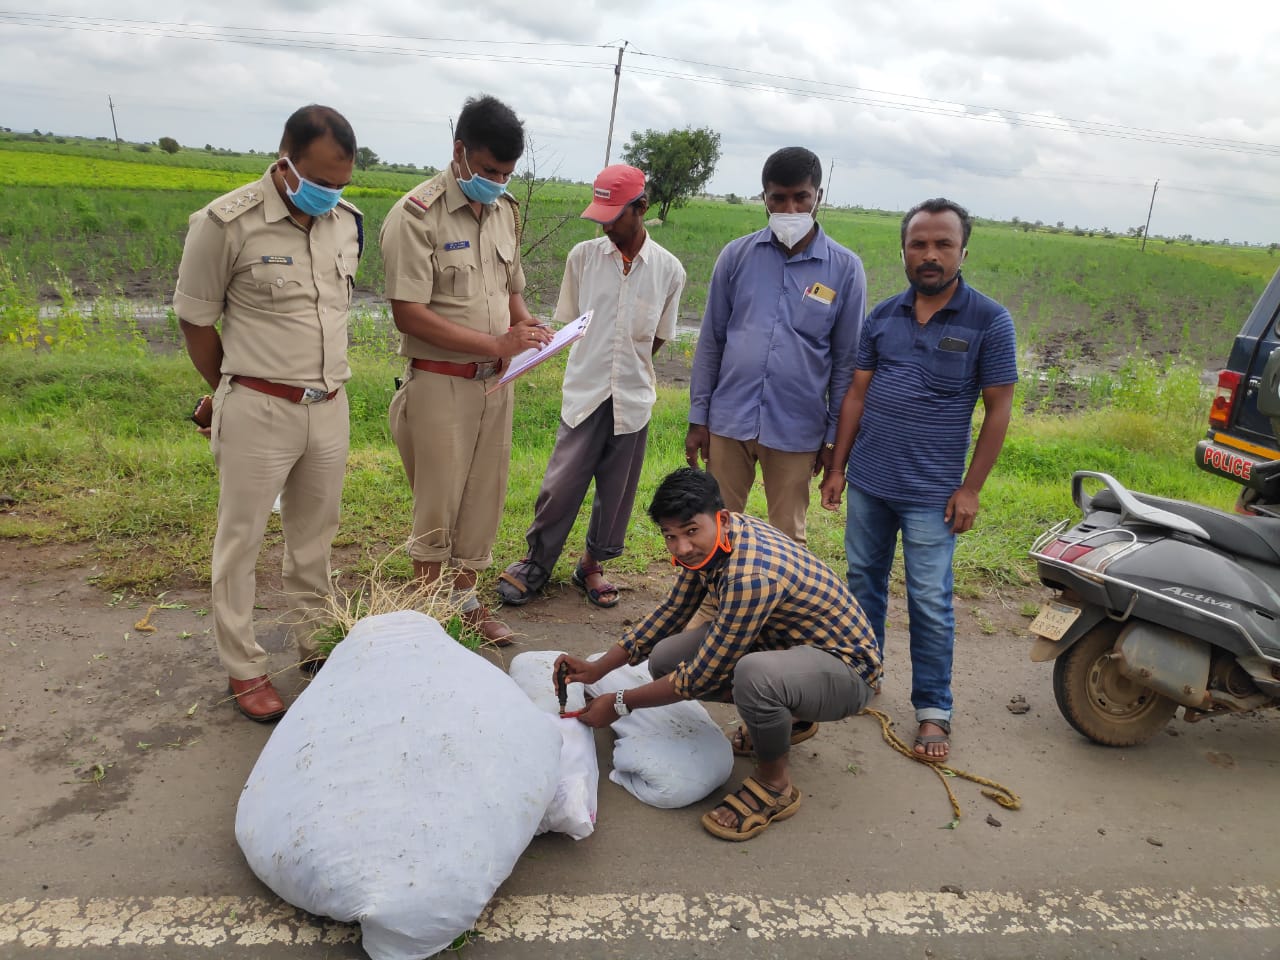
[2,2,1278,244]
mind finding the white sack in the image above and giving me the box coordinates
[235,611,561,960]
[508,650,599,840]
[585,659,734,809]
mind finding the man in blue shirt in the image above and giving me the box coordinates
[686,147,865,545]
[820,198,1018,764]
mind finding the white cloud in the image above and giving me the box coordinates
[0,0,1276,243]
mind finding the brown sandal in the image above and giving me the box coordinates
[701,777,802,842]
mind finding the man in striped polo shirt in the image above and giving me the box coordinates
[820,198,1018,764]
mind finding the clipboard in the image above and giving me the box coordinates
[485,309,593,394]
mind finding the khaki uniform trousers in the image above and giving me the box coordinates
[210,377,349,680]
[388,366,513,569]
[709,434,816,545]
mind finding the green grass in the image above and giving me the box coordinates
[0,135,1267,597]
[2,137,1277,371]
[0,326,1234,593]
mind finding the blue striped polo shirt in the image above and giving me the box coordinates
[846,276,1018,507]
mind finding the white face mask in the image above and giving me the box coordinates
[769,211,814,249]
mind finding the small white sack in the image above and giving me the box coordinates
[235,611,561,960]
[586,659,734,809]
[508,650,599,840]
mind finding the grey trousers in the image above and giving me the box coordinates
[525,397,649,571]
[648,625,874,763]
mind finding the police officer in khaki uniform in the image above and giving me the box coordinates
[174,105,362,721]
[382,95,552,646]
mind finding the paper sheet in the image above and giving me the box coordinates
[485,309,593,394]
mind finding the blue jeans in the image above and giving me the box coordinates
[843,485,956,723]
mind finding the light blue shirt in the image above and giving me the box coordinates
[689,225,866,452]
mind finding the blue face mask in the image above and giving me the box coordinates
[457,153,508,205]
[282,156,344,216]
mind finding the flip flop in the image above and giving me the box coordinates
[701,777,803,842]
[572,561,619,609]
[913,719,951,764]
[495,558,550,606]
[731,721,819,757]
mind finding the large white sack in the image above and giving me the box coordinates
[508,651,598,840]
[585,659,734,809]
[235,611,561,960]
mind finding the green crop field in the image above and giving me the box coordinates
[3,132,1277,370]
[1,132,1275,595]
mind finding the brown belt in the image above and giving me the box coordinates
[411,357,501,380]
[231,376,339,404]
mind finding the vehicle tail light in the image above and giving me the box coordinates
[1041,539,1094,563]
[1042,538,1138,572]
[1208,370,1242,428]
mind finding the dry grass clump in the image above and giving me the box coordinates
[310,545,486,655]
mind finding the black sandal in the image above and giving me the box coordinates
[572,561,620,609]
[913,718,952,764]
[495,558,551,606]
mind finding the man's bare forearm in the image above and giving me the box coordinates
[179,320,223,390]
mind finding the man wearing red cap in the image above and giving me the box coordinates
[497,164,686,608]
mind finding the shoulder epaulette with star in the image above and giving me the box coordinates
[403,174,448,220]
[206,185,266,224]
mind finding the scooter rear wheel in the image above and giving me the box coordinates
[1052,622,1178,746]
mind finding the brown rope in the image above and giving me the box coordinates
[862,708,1021,825]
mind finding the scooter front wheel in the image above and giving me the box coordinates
[1052,622,1178,746]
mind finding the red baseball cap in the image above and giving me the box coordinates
[581,164,647,224]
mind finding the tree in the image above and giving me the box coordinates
[355,146,380,171]
[158,136,180,154]
[621,126,721,221]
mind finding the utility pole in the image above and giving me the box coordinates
[823,157,836,219]
[603,42,627,167]
[108,95,121,151]
[1140,178,1159,252]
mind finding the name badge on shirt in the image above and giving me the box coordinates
[443,240,471,251]
[805,281,836,305]
[260,255,293,265]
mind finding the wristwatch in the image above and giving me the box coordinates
[613,690,630,718]
[824,442,835,451]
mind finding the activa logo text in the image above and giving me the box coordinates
[1162,586,1233,609]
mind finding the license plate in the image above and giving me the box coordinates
[1029,601,1082,641]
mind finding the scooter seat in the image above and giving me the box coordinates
[1091,489,1280,566]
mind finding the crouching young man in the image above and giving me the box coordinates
[555,468,881,841]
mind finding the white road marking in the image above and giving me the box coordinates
[2,885,1276,949]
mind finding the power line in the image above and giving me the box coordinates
[624,64,1280,158]
[629,49,1280,157]
[0,11,611,48]
[0,13,614,69]
[3,14,1277,159]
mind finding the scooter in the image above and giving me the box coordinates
[1028,470,1280,746]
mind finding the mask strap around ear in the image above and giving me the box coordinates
[671,512,732,570]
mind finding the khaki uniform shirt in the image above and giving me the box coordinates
[173,167,361,391]
[380,166,526,363]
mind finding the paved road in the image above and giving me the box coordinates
[2,548,1278,958]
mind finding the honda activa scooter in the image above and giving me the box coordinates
[1029,470,1280,745]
